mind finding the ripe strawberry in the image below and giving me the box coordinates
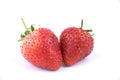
[19,18,62,70]
[60,20,94,66]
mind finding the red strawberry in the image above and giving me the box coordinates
[19,18,62,70]
[60,20,94,66]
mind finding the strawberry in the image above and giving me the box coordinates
[19,18,62,70]
[60,20,94,66]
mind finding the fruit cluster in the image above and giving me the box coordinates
[19,18,94,71]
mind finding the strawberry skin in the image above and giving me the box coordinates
[21,28,62,70]
[60,27,94,66]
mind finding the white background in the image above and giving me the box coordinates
[0,0,120,80]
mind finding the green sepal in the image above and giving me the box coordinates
[24,31,30,35]
[85,29,93,32]
[18,34,25,41]
[31,25,35,31]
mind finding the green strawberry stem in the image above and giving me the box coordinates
[80,19,94,35]
[21,18,29,31]
[80,19,83,29]
[18,18,35,41]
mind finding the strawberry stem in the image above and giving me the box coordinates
[80,19,83,29]
[18,18,35,41]
[80,19,94,36]
[21,18,28,31]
